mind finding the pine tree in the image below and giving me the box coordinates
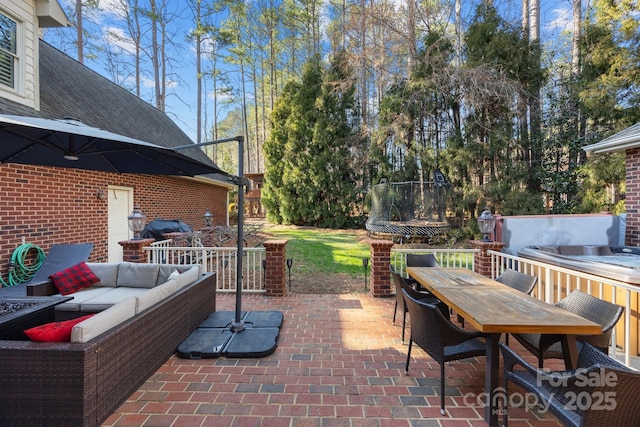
[263,53,360,227]
[262,81,298,224]
[311,50,360,228]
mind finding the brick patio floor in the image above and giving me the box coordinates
[102,292,563,427]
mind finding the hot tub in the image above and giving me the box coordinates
[518,245,640,284]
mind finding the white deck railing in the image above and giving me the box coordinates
[391,248,478,276]
[144,244,266,293]
[488,250,638,367]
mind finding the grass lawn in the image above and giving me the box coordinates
[266,226,370,276]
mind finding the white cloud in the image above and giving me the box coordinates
[96,0,130,21]
[545,6,572,34]
[208,90,233,102]
[141,75,155,88]
[103,26,136,55]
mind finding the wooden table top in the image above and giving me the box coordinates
[406,267,603,335]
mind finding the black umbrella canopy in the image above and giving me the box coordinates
[0,114,226,176]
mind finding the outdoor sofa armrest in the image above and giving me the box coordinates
[26,279,58,296]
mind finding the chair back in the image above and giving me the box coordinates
[501,341,640,426]
[402,289,469,364]
[588,367,640,426]
[398,272,430,301]
[575,343,640,425]
[495,269,537,294]
[390,267,407,314]
[557,290,624,351]
[406,253,439,268]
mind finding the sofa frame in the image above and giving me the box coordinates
[0,271,216,426]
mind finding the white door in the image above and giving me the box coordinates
[108,186,133,262]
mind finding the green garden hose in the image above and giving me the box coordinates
[0,243,46,287]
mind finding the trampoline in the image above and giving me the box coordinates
[366,172,450,242]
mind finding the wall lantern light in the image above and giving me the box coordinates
[127,206,147,240]
[96,188,107,200]
[203,208,214,227]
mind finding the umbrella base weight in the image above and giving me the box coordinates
[178,311,283,359]
[177,329,233,359]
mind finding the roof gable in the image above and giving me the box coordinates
[583,123,640,154]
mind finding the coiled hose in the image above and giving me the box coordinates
[0,243,46,287]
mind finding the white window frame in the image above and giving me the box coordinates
[0,9,22,95]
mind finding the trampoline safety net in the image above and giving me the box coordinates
[366,177,450,239]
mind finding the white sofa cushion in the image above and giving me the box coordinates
[116,262,160,288]
[55,287,113,311]
[135,279,178,313]
[71,297,137,343]
[85,263,119,287]
[79,287,149,312]
[156,264,201,285]
[174,266,201,290]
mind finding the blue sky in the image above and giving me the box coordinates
[45,0,580,143]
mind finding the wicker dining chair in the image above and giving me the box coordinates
[406,253,440,268]
[391,266,446,343]
[402,289,486,415]
[512,289,624,368]
[501,341,640,427]
[495,268,538,294]
[403,253,440,288]
[495,269,538,345]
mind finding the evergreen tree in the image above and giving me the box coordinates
[311,50,360,228]
[579,1,640,129]
[262,56,323,225]
[573,0,640,214]
[279,55,323,225]
[262,53,360,227]
[461,2,544,214]
[262,80,298,224]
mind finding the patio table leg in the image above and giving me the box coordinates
[560,334,579,369]
[484,332,501,427]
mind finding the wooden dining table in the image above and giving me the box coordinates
[406,267,602,427]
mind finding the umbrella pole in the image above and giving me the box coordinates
[175,136,246,331]
[231,136,245,332]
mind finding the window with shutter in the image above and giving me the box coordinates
[0,12,17,89]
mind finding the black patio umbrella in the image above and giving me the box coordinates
[0,114,225,176]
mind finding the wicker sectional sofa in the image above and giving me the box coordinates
[0,262,216,427]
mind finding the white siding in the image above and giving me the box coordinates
[0,0,37,109]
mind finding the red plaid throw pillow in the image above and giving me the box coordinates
[24,314,95,342]
[49,262,100,295]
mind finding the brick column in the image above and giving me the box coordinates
[263,239,287,297]
[368,239,394,298]
[198,227,216,247]
[119,239,155,263]
[470,240,506,277]
[626,149,640,247]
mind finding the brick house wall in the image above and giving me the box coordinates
[626,148,640,246]
[0,163,229,272]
